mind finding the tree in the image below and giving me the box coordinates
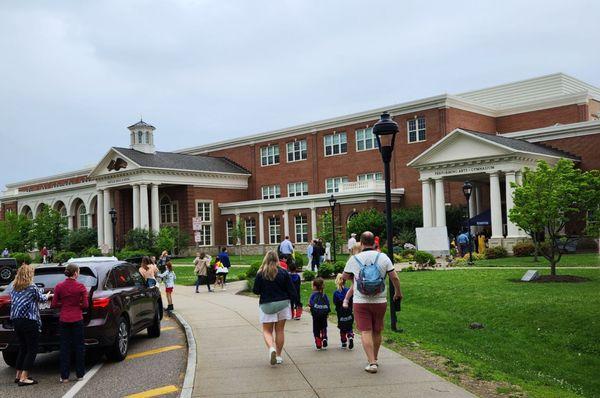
[124,228,156,252]
[0,211,33,252]
[346,209,386,239]
[509,159,600,275]
[229,220,245,258]
[155,226,190,256]
[30,206,68,250]
[63,228,98,255]
[317,211,344,256]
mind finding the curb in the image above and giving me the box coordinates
[171,310,197,398]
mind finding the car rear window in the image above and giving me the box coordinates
[2,267,97,293]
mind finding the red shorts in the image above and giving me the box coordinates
[353,303,387,332]
[166,287,174,293]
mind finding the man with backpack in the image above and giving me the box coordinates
[343,231,402,374]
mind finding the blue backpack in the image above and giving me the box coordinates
[354,253,386,296]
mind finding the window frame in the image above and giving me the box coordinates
[294,215,308,243]
[226,219,235,246]
[268,217,281,244]
[260,145,280,166]
[287,181,308,197]
[407,116,427,143]
[325,176,349,193]
[78,203,88,229]
[194,200,213,247]
[261,185,281,200]
[357,172,383,181]
[160,195,179,225]
[355,127,377,152]
[323,132,347,157]
[286,139,308,163]
[245,218,257,245]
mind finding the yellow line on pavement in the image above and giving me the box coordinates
[126,345,184,360]
[124,385,178,398]
[160,326,176,331]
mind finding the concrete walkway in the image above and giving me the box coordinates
[174,281,476,398]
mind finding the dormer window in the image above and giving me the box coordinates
[137,131,143,143]
[145,132,150,144]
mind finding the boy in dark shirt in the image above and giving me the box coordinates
[333,274,354,349]
[309,277,330,349]
[288,263,302,320]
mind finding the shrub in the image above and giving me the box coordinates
[303,270,316,281]
[393,254,403,263]
[293,252,304,267]
[485,246,508,259]
[317,263,334,278]
[401,265,415,272]
[512,242,536,257]
[83,247,102,257]
[462,252,485,261]
[414,250,435,268]
[13,252,31,265]
[124,228,156,251]
[116,249,153,261]
[54,251,77,263]
[333,261,346,275]
[246,277,255,292]
[62,228,97,255]
[33,254,43,264]
[245,261,261,279]
[452,257,468,267]
[403,248,416,257]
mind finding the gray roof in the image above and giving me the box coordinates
[127,120,155,130]
[463,130,580,160]
[113,147,251,174]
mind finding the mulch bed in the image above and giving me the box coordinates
[511,275,590,283]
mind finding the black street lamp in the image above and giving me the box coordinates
[373,111,400,332]
[328,194,337,262]
[109,208,117,256]
[462,181,474,265]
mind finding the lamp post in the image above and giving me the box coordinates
[462,181,473,265]
[373,111,399,332]
[328,195,337,262]
[109,208,117,256]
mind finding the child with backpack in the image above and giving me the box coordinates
[288,263,302,320]
[215,259,228,290]
[333,273,354,349]
[309,277,330,349]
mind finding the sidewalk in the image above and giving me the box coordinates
[174,281,476,398]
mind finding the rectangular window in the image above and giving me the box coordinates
[287,181,308,197]
[196,202,211,222]
[260,145,280,166]
[245,219,257,245]
[325,177,349,193]
[286,140,307,162]
[261,185,281,200]
[295,215,308,243]
[324,132,347,156]
[197,225,212,246]
[226,219,235,246]
[195,201,213,246]
[269,217,281,244]
[355,127,377,151]
[357,172,383,181]
[407,117,426,143]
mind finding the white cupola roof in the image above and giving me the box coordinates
[127,119,156,154]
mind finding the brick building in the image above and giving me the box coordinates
[1,73,599,254]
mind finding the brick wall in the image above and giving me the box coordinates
[0,201,17,221]
[540,134,600,171]
[18,175,90,193]
[496,104,588,133]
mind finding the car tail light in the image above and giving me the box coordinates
[92,297,110,308]
[0,296,10,309]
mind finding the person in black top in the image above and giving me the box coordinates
[253,251,297,366]
[311,240,325,272]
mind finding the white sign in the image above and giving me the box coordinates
[194,232,202,243]
[192,217,203,231]
[416,227,449,256]
[521,270,540,282]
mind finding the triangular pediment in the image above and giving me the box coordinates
[408,129,515,167]
[88,148,141,179]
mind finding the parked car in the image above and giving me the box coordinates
[0,258,18,286]
[0,257,163,366]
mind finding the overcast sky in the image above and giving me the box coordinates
[1,0,599,186]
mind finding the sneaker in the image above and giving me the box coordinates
[348,336,354,350]
[341,342,347,349]
[322,338,328,349]
[315,337,322,350]
[269,347,277,365]
[275,356,283,364]
[364,364,378,374]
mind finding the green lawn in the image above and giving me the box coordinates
[300,269,600,398]
[472,252,599,267]
[171,253,351,266]
[172,265,248,286]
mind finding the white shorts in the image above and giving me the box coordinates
[259,305,292,324]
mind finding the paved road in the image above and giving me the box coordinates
[0,314,186,397]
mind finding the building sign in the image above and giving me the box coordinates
[194,232,202,243]
[192,217,203,231]
[105,177,131,185]
[434,165,496,176]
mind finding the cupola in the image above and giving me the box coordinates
[127,119,156,154]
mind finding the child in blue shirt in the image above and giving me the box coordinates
[309,277,330,349]
[333,273,354,349]
[288,263,302,320]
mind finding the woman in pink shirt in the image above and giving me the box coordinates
[51,263,89,383]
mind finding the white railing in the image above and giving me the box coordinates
[338,180,385,192]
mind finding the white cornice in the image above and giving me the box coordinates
[499,120,600,142]
[5,167,94,188]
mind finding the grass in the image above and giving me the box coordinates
[300,268,600,398]
[472,253,599,267]
[172,265,248,286]
[170,253,352,266]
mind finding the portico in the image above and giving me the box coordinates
[409,128,579,250]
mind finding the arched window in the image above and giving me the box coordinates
[78,204,88,228]
[347,211,358,225]
[145,132,150,144]
[137,131,143,143]
[160,195,179,224]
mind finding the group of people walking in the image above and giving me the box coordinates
[252,231,403,373]
[193,247,231,293]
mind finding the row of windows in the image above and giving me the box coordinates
[227,215,308,245]
[260,173,382,198]
[259,117,426,166]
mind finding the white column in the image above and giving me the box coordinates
[67,214,74,230]
[258,211,265,245]
[421,179,433,227]
[150,184,160,233]
[235,213,241,245]
[474,184,482,215]
[468,183,477,234]
[434,178,446,227]
[489,172,503,238]
[516,170,523,186]
[139,184,149,230]
[132,184,140,229]
[97,190,104,247]
[310,207,317,241]
[283,208,290,238]
[429,179,436,224]
[505,171,519,238]
[103,189,112,250]
[86,213,93,229]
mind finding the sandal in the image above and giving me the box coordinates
[18,378,38,386]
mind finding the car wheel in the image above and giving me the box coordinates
[147,305,161,338]
[0,266,13,283]
[106,316,130,362]
[2,351,18,367]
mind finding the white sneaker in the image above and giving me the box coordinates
[276,356,283,364]
[269,347,277,365]
[364,363,378,373]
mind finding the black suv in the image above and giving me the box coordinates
[0,257,163,366]
[0,258,18,285]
